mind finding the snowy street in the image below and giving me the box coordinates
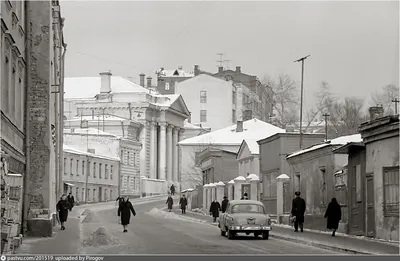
[76,199,341,255]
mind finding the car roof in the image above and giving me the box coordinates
[229,200,264,205]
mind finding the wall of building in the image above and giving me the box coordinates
[175,75,233,131]
[63,151,119,203]
[120,140,141,197]
[287,147,348,231]
[217,152,239,182]
[365,135,399,241]
[157,76,191,95]
[64,133,121,158]
[239,156,260,177]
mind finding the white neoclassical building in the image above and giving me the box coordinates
[64,72,190,195]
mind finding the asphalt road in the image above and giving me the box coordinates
[79,199,343,255]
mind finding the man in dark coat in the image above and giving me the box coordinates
[170,184,175,196]
[209,199,221,222]
[221,196,229,213]
[324,198,342,237]
[118,196,136,233]
[116,196,124,222]
[291,191,306,232]
[56,194,71,230]
[67,192,75,211]
[179,194,188,214]
[166,195,174,212]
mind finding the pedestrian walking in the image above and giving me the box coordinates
[67,192,75,211]
[170,184,175,196]
[209,199,221,222]
[56,194,70,230]
[116,196,124,224]
[221,196,229,213]
[117,196,136,233]
[179,194,188,214]
[166,195,174,212]
[324,198,342,237]
[291,191,306,232]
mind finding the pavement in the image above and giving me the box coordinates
[16,196,344,255]
[164,207,400,255]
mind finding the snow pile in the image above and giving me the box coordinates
[82,209,94,223]
[82,227,121,247]
[192,208,207,215]
[147,207,168,217]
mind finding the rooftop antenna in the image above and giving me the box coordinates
[223,59,231,69]
[217,53,224,67]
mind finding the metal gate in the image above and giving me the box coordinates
[283,182,291,214]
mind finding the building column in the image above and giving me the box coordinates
[158,123,167,180]
[172,127,179,182]
[177,129,185,191]
[167,125,173,184]
[149,122,157,179]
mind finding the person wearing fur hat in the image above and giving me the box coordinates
[291,191,306,232]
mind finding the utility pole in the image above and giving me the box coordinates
[392,98,399,114]
[322,113,330,141]
[294,54,310,149]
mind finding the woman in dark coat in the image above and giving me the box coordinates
[56,194,70,230]
[166,195,174,212]
[209,200,221,222]
[118,196,136,233]
[179,194,188,214]
[324,198,342,236]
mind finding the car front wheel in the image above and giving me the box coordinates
[227,229,235,240]
[262,231,269,240]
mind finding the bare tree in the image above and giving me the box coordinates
[263,74,299,129]
[328,97,365,136]
[371,84,399,115]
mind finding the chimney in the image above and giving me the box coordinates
[139,73,145,87]
[236,66,241,73]
[99,71,112,93]
[194,64,200,76]
[369,105,384,121]
[218,66,223,73]
[146,76,152,88]
[236,121,243,132]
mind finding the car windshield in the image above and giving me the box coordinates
[231,204,265,214]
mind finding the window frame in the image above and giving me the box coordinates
[200,90,207,103]
[383,166,399,217]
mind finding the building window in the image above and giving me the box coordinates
[127,152,130,165]
[93,189,96,202]
[232,90,236,104]
[82,161,85,175]
[93,162,97,178]
[121,150,124,161]
[82,189,85,202]
[294,173,300,192]
[64,158,67,175]
[3,57,9,114]
[87,189,91,201]
[232,109,236,123]
[110,165,113,180]
[11,67,15,114]
[200,90,207,103]
[133,177,136,190]
[105,188,108,201]
[383,166,399,217]
[165,82,170,90]
[263,172,278,198]
[105,164,109,179]
[70,159,73,175]
[200,110,207,122]
[110,189,113,200]
[76,160,79,176]
[99,163,102,178]
[133,153,136,166]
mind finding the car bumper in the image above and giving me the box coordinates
[229,225,271,231]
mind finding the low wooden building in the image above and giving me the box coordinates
[335,114,399,241]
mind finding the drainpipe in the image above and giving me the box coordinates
[22,0,32,234]
[85,154,90,203]
[59,41,67,199]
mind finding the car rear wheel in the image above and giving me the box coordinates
[262,231,269,240]
[254,232,260,238]
[227,229,235,240]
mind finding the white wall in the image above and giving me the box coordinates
[64,133,120,158]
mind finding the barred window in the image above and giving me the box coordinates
[383,166,399,217]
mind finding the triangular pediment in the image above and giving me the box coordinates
[237,140,252,160]
[169,95,191,117]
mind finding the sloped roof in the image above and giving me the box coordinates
[287,134,362,159]
[64,76,150,99]
[63,128,120,137]
[237,139,260,160]
[157,68,194,77]
[179,118,285,146]
[178,73,232,87]
[63,144,120,161]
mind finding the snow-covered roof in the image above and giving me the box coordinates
[64,128,119,138]
[228,180,235,184]
[150,94,180,107]
[241,139,260,155]
[184,121,208,130]
[64,76,150,99]
[178,118,285,146]
[234,176,246,181]
[65,115,130,123]
[287,134,362,159]
[246,174,259,181]
[156,67,194,78]
[63,144,120,161]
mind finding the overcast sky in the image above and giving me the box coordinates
[61,0,399,110]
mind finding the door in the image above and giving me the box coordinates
[349,164,365,236]
[99,187,102,202]
[365,174,375,237]
[242,184,250,198]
